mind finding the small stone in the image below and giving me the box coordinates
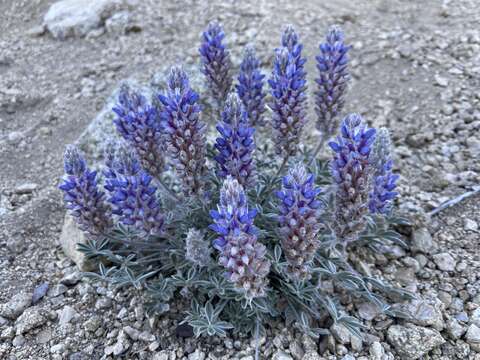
[12,335,26,347]
[446,318,465,339]
[302,352,322,360]
[331,323,351,344]
[152,351,170,360]
[272,350,293,360]
[58,305,77,326]
[471,308,480,326]
[434,74,449,87]
[60,271,82,286]
[138,331,155,342]
[0,292,32,319]
[369,341,384,360]
[95,297,112,309]
[411,228,435,253]
[466,324,480,351]
[50,343,66,353]
[15,307,46,335]
[406,298,445,331]
[112,331,131,356]
[14,183,38,194]
[433,252,456,272]
[84,316,101,332]
[48,284,68,297]
[289,340,304,360]
[387,324,445,359]
[123,326,140,341]
[32,282,49,305]
[176,323,194,337]
[1,326,15,340]
[464,218,478,232]
[188,349,206,360]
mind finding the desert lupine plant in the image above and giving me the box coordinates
[199,21,233,113]
[104,148,164,236]
[214,93,256,187]
[159,67,207,196]
[315,26,350,143]
[61,23,413,342]
[276,164,322,279]
[59,145,112,236]
[236,45,266,126]
[113,85,165,178]
[269,27,308,158]
[329,114,376,250]
[369,128,399,214]
[210,177,270,299]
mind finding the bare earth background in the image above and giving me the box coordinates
[1,0,480,359]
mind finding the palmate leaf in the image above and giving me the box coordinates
[183,300,234,337]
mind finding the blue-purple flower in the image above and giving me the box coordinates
[369,128,399,214]
[329,114,376,247]
[158,67,207,196]
[104,148,164,236]
[276,164,322,279]
[214,93,255,187]
[59,145,112,236]
[269,26,308,157]
[209,177,270,299]
[236,45,266,126]
[315,26,350,138]
[199,21,233,112]
[112,85,165,178]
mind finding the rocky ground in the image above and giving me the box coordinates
[1,0,480,359]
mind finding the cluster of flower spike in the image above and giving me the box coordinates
[269,26,308,157]
[112,85,165,178]
[276,164,322,279]
[214,93,256,187]
[159,67,207,196]
[329,114,376,248]
[104,147,164,236]
[369,128,399,214]
[60,145,112,236]
[236,46,266,126]
[315,26,350,138]
[199,21,233,112]
[210,177,270,299]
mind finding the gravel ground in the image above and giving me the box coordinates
[1,0,479,359]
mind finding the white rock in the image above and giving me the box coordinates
[432,252,456,272]
[58,215,95,271]
[411,228,435,253]
[387,324,445,359]
[0,292,32,319]
[466,324,480,351]
[43,0,127,39]
[15,307,46,335]
[369,341,385,360]
[58,305,77,326]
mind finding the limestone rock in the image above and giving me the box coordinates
[58,215,95,271]
[43,0,128,39]
[387,324,445,359]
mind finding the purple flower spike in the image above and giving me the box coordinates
[112,85,165,178]
[236,45,266,126]
[276,164,322,279]
[59,145,112,236]
[315,26,351,138]
[269,26,308,157]
[199,21,233,111]
[104,148,164,236]
[159,67,207,196]
[369,128,399,214]
[209,177,270,299]
[329,114,376,248]
[214,93,256,187]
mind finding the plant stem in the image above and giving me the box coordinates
[254,316,260,360]
[155,177,181,202]
[308,134,327,166]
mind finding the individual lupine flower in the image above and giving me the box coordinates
[214,93,255,187]
[185,228,212,267]
[315,26,350,138]
[199,21,233,111]
[209,177,270,299]
[158,67,207,196]
[104,148,164,236]
[269,45,307,157]
[369,128,399,214]
[329,114,376,248]
[276,164,322,279]
[112,85,165,178]
[59,145,112,236]
[236,45,266,126]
